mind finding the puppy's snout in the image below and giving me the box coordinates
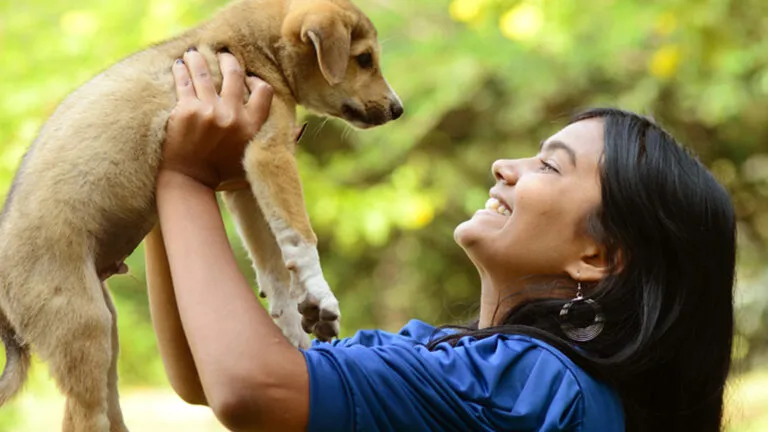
[390,101,404,120]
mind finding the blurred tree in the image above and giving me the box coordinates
[0,1,767,429]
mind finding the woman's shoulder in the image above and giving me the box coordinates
[409,320,624,431]
[305,320,624,431]
[421,323,625,431]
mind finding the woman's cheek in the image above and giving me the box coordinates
[519,175,565,214]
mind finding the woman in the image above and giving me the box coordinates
[146,49,736,431]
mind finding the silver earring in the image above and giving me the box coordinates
[559,280,605,342]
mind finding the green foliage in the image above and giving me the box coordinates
[0,0,767,429]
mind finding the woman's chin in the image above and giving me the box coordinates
[455,210,507,243]
[453,219,480,248]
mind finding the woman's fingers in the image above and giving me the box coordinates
[245,76,274,128]
[183,49,218,103]
[218,52,245,106]
[172,59,196,103]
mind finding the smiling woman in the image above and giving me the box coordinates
[454,118,606,314]
[147,57,735,432]
[445,108,736,431]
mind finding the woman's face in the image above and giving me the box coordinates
[454,118,606,285]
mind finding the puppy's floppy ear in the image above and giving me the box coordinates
[299,11,353,86]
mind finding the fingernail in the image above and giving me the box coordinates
[174,58,184,65]
[186,47,197,53]
[298,122,309,141]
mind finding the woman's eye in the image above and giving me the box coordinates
[356,52,374,69]
[539,160,559,173]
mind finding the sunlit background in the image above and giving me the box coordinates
[1,0,767,430]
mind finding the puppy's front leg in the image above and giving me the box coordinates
[242,102,340,341]
[222,189,310,349]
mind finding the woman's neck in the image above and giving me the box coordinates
[478,275,519,329]
[478,273,576,329]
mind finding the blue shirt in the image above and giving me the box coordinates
[302,320,624,431]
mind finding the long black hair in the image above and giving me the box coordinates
[431,108,736,432]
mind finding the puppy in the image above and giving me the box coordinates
[0,0,402,430]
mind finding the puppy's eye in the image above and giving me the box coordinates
[356,52,374,69]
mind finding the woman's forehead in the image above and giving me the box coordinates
[545,118,605,162]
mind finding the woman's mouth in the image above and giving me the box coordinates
[485,197,512,216]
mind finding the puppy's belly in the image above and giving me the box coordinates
[93,208,157,275]
[22,51,176,274]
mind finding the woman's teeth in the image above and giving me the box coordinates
[485,197,512,216]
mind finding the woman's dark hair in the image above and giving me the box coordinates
[431,108,736,432]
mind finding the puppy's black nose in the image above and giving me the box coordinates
[390,102,404,120]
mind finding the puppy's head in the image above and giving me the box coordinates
[282,0,403,129]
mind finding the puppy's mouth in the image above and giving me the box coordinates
[341,103,391,129]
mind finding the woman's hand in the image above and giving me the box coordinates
[161,49,274,190]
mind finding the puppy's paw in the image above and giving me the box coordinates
[280,242,340,341]
[296,278,340,341]
[271,304,311,349]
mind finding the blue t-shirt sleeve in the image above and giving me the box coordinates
[309,319,443,349]
[301,321,584,432]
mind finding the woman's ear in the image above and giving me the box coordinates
[565,243,612,284]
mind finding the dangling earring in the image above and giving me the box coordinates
[559,279,605,342]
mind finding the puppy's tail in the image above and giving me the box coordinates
[0,310,30,406]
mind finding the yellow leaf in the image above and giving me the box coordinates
[649,45,681,79]
[142,0,183,44]
[654,12,677,36]
[60,10,100,37]
[449,0,482,23]
[409,197,435,229]
[499,2,543,42]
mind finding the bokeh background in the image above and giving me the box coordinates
[1,0,767,430]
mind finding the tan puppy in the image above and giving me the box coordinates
[0,0,402,430]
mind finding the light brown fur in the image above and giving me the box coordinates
[0,0,402,430]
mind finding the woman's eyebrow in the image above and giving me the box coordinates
[539,139,577,168]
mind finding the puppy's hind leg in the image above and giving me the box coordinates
[222,189,310,349]
[29,264,113,432]
[101,284,128,432]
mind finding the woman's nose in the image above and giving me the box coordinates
[492,159,519,185]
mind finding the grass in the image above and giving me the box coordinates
[0,358,226,432]
[7,387,226,432]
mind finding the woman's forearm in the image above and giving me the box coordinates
[145,225,207,405]
[155,170,308,431]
